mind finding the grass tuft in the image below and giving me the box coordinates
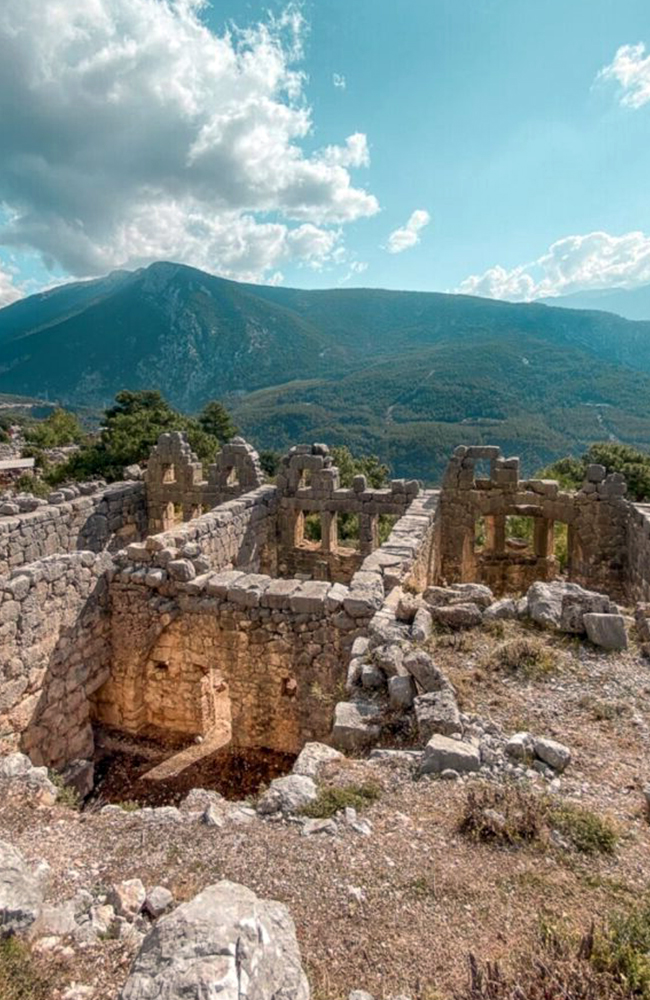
[459,783,544,846]
[548,801,618,855]
[484,636,556,680]
[0,938,51,1000]
[301,782,381,819]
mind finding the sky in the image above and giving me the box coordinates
[1,0,649,306]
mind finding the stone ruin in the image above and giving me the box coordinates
[2,436,650,780]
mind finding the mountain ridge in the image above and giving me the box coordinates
[3,261,650,479]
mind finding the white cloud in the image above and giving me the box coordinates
[597,43,650,109]
[333,73,346,89]
[0,264,22,307]
[0,0,378,283]
[385,209,431,254]
[456,230,650,301]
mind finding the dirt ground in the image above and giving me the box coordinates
[2,616,650,1000]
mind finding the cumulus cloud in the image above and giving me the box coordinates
[456,230,650,301]
[597,43,650,109]
[0,0,378,283]
[385,209,431,254]
[0,264,22,307]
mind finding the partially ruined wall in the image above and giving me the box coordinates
[0,481,146,575]
[275,445,420,583]
[625,503,650,602]
[0,550,113,768]
[436,446,629,598]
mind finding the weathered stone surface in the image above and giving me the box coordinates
[361,663,385,690]
[433,603,482,629]
[419,735,480,775]
[256,775,317,815]
[583,613,628,650]
[388,675,416,710]
[453,584,494,608]
[292,742,343,778]
[505,732,534,762]
[331,701,382,750]
[534,737,571,772]
[108,879,146,920]
[119,881,309,1000]
[372,643,404,678]
[402,651,448,693]
[0,840,43,936]
[484,598,518,621]
[411,607,433,642]
[61,759,94,800]
[144,886,174,919]
[527,581,613,632]
[414,690,461,741]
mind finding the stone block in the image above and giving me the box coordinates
[419,735,480,775]
[583,613,628,650]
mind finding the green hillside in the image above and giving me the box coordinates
[2,261,650,480]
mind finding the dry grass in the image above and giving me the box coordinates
[0,939,52,1000]
[459,784,545,846]
[484,636,557,680]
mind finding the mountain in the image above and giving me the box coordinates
[540,284,650,322]
[3,261,650,480]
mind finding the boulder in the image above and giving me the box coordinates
[414,690,461,741]
[433,603,482,629]
[144,887,174,919]
[534,737,571,772]
[0,840,43,937]
[331,701,382,751]
[292,743,343,778]
[505,732,535,762]
[108,880,146,920]
[361,663,385,690]
[527,581,614,632]
[256,775,317,815]
[419,736,480,775]
[388,675,417,710]
[372,644,404,678]
[411,607,433,642]
[402,651,448,693]
[452,584,494,609]
[484,598,518,621]
[120,881,309,1000]
[583,613,628,651]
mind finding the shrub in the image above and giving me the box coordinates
[487,637,555,680]
[548,802,618,855]
[0,938,51,1000]
[301,782,381,819]
[592,897,650,997]
[459,784,544,846]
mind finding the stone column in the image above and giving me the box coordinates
[321,511,338,554]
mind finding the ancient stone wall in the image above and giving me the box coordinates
[275,444,420,583]
[435,446,629,598]
[625,503,650,602]
[123,485,278,582]
[145,433,265,534]
[0,550,113,769]
[0,481,146,575]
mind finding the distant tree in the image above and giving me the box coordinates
[259,449,281,478]
[538,442,650,501]
[24,408,83,449]
[198,401,237,444]
[331,445,389,489]
[48,390,228,484]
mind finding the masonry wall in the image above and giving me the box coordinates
[625,504,650,602]
[95,573,375,753]
[0,550,113,769]
[0,482,146,575]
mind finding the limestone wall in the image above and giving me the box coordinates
[625,504,650,602]
[95,572,377,753]
[436,446,629,598]
[0,550,113,769]
[0,482,146,576]
[122,485,279,583]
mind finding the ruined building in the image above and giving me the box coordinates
[2,437,650,773]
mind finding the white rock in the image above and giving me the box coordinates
[292,742,343,778]
[256,775,317,815]
[419,735,480,776]
[534,737,572,772]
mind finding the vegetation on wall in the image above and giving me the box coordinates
[540,442,650,502]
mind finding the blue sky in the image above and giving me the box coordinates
[1,0,649,304]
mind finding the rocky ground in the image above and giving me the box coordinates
[2,586,650,1000]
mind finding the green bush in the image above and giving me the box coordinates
[301,782,381,819]
[0,938,51,1000]
[548,802,618,856]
